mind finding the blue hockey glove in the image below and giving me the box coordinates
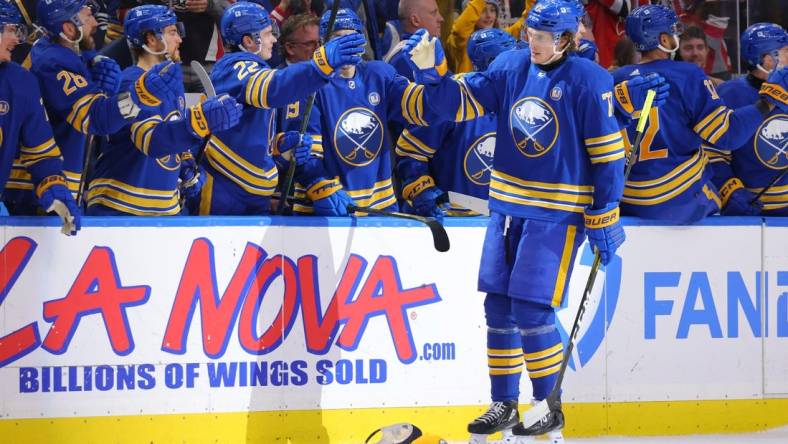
[760,67,788,113]
[187,94,243,138]
[90,55,121,95]
[403,28,448,85]
[719,178,763,216]
[614,73,670,119]
[307,179,354,216]
[179,152,204,200]
[129,61,180,110]
[576,38,597,61]
[411,186,446,219]
[275,131,312,169]
[584,204,625,265]
[312,33,366,79]
[36,175,81,236]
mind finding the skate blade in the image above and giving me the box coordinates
[469,428,518,444]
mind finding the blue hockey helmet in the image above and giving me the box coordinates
[561,0,585,20]
[741,23,788,68]
[36,0,94,37]
[124,5,180,49]
[220,1,273,48]
[526,0,579,35]
[0,1,27,42]
[467,28,516,71]
[320,8,363,40]
[625,4,681,52]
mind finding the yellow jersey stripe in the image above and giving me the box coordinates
[493,170,593,193]
[693,106,726,135]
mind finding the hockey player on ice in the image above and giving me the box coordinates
[196,1,365,215]
[708,22,788,216]
[613,5,788,224]
[86,4,242,216]
[398,0,670,442]
[0,1,79,235]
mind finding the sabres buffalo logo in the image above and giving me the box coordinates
[754,115,788,170]
[333,107,384,167]
[156,153,181,171]
[463,132,495,185]
[509,97,559,158]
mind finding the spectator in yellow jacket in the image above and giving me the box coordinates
[446,0,525,73]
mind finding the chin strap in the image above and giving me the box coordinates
[657,34,679,57]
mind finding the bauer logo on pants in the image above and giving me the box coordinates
[333,107,384,167]
[509,97,559,158]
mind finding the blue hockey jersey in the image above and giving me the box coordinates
[202,52,328,204]
[419,49,625,225]
[712,75,788,215]
[8,36,130,204]
[86,65,202,215]
[1,61,65,196]
[612,60,766,222]
[296,60,440,213]
[395,114,496,215]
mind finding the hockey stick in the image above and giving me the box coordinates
[76,134,95,208]
[189,60,216,167]
[348,204,450,252]
[751,166,788,204]
[277,0,342,215]
[521,89,657,429]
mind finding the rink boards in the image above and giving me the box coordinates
[0,216,787,443]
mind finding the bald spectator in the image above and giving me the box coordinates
[679,25,724,86]
[384,0,444,80]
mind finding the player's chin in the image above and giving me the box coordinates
[0,50,10,63]
[170,50,181,63]
[80,36,96,51]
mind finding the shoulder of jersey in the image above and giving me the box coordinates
[30,38,83,73]
[717,77,750,96]
[215,51,265,69]
[119,65,145,89]
[565,56,613,89]
[487,48,529,72]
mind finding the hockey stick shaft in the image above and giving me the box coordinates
[545,90,657,406]
[76,134,95,208]
[189,61,216,167]
[751,167,788,204]
[277,0,341,215]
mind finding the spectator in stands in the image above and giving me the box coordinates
[585,0,628,68]
[447,0,525,73]
[384,0,444,78]
[172,0,231,92]
[279,12,320,64]
[679,25,724,86]
[608,35,639,72]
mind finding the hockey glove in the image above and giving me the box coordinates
[130,61,180,110]
[36,175,81,236]
[719,178,763,216]
[90,55,121,95]
[576,38,597,61]
[614,73,670,119]
[403,28,448,85]
[584,204,625,266]
[307,179,354,216]
[760,67,788,113]
[402,175,445,219]
[186,94,243,138]
[411,186,446,219]
[312,33,366,79]
[179,152,204,200]
[275,131,312,169]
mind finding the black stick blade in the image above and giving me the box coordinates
[424,217,450,252]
